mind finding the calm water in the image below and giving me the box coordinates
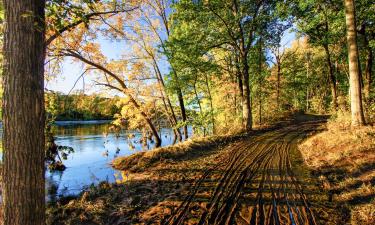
[1,121,188,200]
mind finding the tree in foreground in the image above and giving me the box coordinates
[2,0,46,224]
[344,0,366,126]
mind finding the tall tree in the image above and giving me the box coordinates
[290,0,345,110]
[3,0,46,224]
[344,0,366,126]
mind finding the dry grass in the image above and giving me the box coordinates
[112,133,245,172]
[299,111,375,225]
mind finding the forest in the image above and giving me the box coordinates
[1,0,374,225]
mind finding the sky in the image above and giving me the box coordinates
[45,35,126,95]
[45,28,296,95]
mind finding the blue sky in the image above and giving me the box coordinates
[45,35,126,94]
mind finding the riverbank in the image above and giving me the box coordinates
[46,131,250,224]
[46,114,339,224]
[299,115,375,225]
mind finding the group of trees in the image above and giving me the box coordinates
[1,0,374,224]
[45,92,119,120]
[43,0,374,144]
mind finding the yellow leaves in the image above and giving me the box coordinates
[82,42,99,54]
[114,171,129,184]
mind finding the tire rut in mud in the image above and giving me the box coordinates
[164,120,327,225]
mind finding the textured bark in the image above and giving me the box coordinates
[232,0,254,131]
[237,65,244,118]
[344,0,366,126]
[276,57,281,109]
[241,52,252,131]
[364,40,373,101]
[238,19,252,131]
[3,1,46,225]
[323,44,338,110]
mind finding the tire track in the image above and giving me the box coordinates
[164,120,325,225]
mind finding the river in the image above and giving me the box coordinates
[1,121,188,201]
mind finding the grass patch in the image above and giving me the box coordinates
[112,133,246,172]
[299,111,375,225]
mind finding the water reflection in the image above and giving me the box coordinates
[45,121,189,200]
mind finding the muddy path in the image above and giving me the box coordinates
[163,119,336,225]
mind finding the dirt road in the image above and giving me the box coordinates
[164,119,334,225]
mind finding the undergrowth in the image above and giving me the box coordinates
[299,111,375,225]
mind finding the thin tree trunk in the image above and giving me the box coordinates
[144,1,188,139]
[259,39,263,125]
[171,70,188,139]
[128,97,162,146]
[3,1,46,225]
[158,84,178,144]
[153,63,182,141]
[344,0,366,126]
[306,56,310,112]
[204,74,215,134]
[193,79,205,136]
[364,38,373,101]
[323,44,338,110]
[276,57,281,109]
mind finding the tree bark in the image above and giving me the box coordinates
[3,1,46,225]
[193,78,206,136]
[344,0,366,126]
[241,51,252,131]
[323,44,338,110]
[276,57,281,109]
[153,63,182,142]
[128,97,162,147]
[364,38,373,101]
[174,76,188,140]
[259,39,263,125]
[204,74,215,134]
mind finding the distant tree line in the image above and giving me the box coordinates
[45,92,120,121]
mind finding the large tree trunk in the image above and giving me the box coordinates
[237,70,244,119]
[323,44,338,110]
[344,0,366,126]
[241,52,252,131]
[3,1,46,225]
[235,54,244,116]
